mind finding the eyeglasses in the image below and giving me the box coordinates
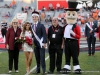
[13,22,18,24]
[52,20,57,21]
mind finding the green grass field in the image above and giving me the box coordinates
[0,51,100,75]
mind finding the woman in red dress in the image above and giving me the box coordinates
[6,19,21,73]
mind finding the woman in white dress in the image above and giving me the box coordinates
[20,22,33,74]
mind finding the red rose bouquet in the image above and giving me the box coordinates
[15,37,26,43]
[15,36,35,47]
[25,36,33,46]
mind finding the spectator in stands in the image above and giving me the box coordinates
[7,11,11,17]
[24,6,28,14]
[45,18,48,23]
[1,22,7,38]
[5,19,21,73]
[28,6,31,10]
[56,3,60,11]
[60,6,64,11]
[49,17,52,22]
[12,1,16,9]
[49,3,54,11]
[61,19,67,27]
[4,4,10,8]
[49,3,53,9]
[21,7,24,12]
[77,19,81,26]
[42,6,46,11]
[40,11,46,21]
[98,10,100,18]
[2,12,11,17]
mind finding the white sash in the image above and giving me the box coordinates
[86,23,97,37]
[31,29,44,48]
[86,23,93,30]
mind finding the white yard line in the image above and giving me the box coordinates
[25,56,49,75]
[0,52,2,54]
[0,74,11,75]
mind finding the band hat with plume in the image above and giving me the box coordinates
[32,9,39,17]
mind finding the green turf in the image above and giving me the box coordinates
[0,51,100,75]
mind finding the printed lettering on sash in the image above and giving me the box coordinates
[52,34,56,38]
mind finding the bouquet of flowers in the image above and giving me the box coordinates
[15,37,25,44]
[15,36,35,47]
[25,36,33,46]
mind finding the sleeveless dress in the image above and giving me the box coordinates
[21,31,33,52]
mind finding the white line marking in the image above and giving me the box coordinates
[25,56,49,75]
[0,74,11,75]
[0,52,2,54]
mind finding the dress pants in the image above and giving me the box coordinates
[65,39,79,65]
[87,35,96,55]
[49,44,63,72]
[8,47,20,70]
[34,46,46,72]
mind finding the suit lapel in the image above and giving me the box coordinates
[72,24,76,31]
[31,24,34,30]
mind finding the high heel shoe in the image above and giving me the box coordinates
[26,67,30,74]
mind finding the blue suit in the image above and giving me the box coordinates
[85,21,97,55]
[32,22,47,72]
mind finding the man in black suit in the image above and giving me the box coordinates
[48,17,64,73]
[31,10,47,74]
[85,17,98,56]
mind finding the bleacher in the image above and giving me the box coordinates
[0,1,36,23]
[0,1,19,22]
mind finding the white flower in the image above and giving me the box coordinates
[19,37,21,39]
[24,37,26,40]
[15,37,17,40]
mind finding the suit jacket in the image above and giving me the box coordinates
[85,21,98,38]
[31,22,47,47]
[97,26,100,41]
[71,24,81,55]
[71,24,81,40]
[5,27,22,50]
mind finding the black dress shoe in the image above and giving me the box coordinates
[33,71,40,74]
[43,72,47,74]
[56,71,61,74]
[92,54,95,56]
[88,54,91,56]
[74,69,82,74]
